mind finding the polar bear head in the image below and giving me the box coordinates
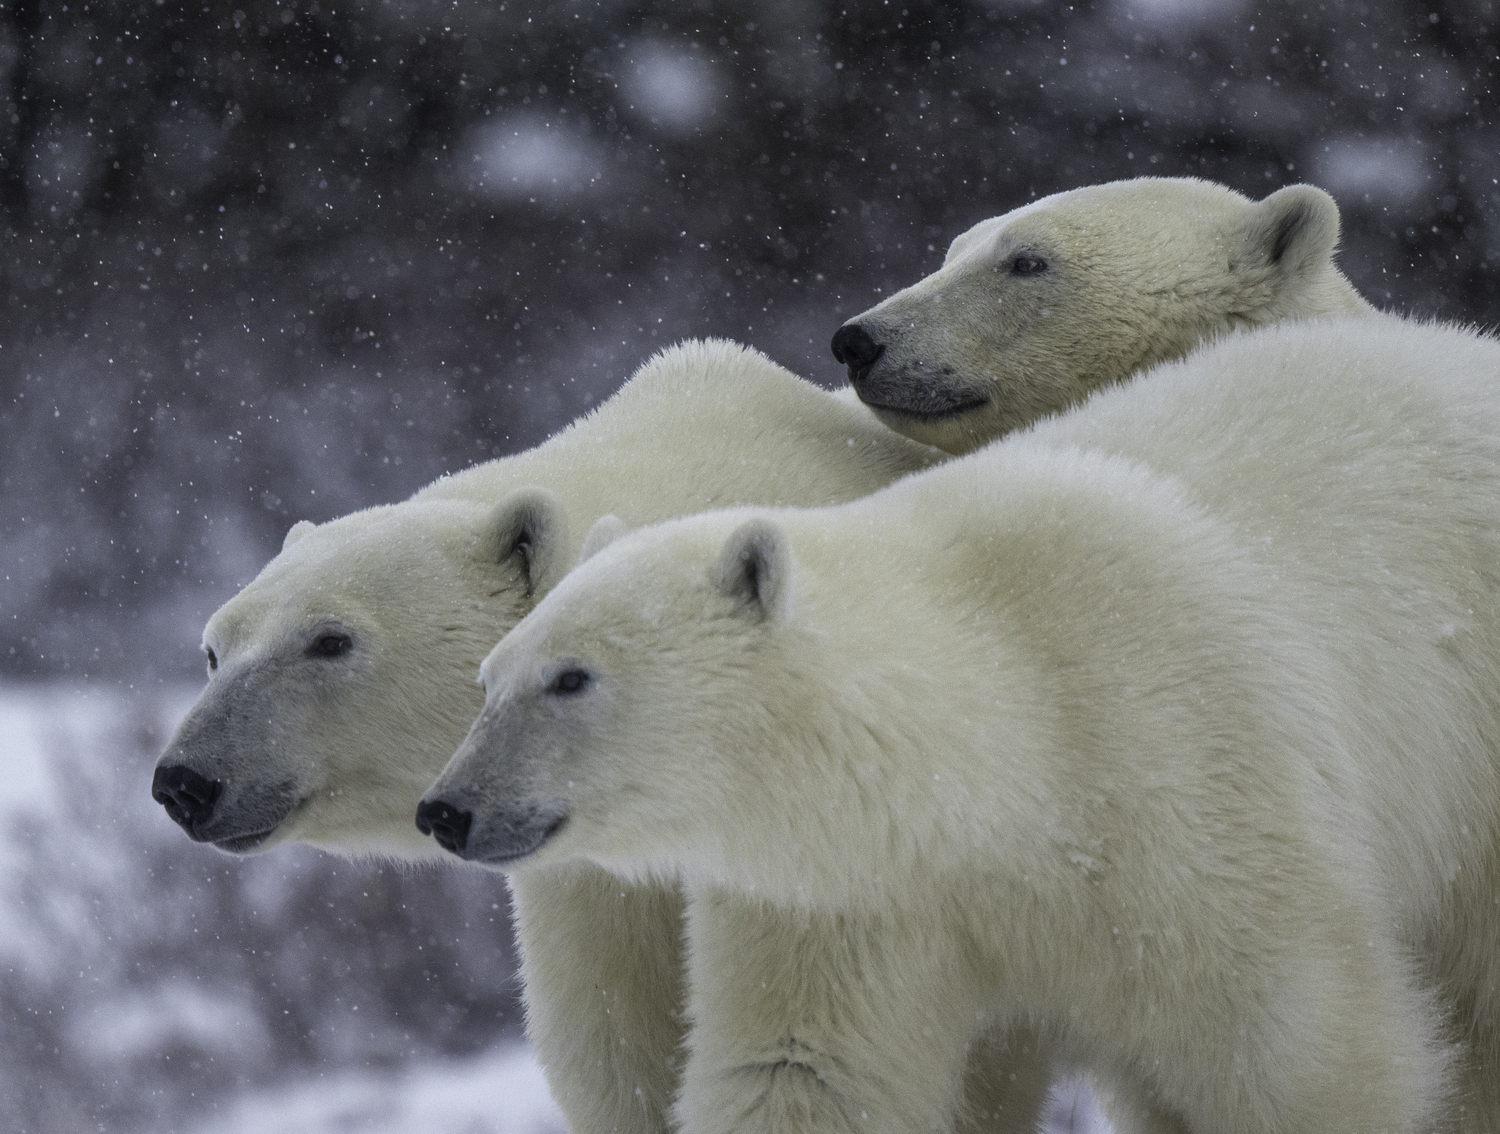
[830,178,1369,454]
[417,512,808,879]
[150,489,570,860]
[417,508,1030,896]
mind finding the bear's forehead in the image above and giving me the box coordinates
[990,178,1244,238]
[1041,176,1242,210]
[529,534,689,620]
[947,197,1095,266]
[948,182,1244,267]
[993,198,1058,228]
[951,204,1053,252]
[276,508,471,574]
[213,517,471,626]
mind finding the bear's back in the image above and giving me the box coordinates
[1034,315,1500,581]
[411,339,942,532]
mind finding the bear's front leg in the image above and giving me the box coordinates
[509,862,688,1134]
[676,889,973,1134]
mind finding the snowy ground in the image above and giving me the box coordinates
[188,1046,565,1134]
[0,682,1108,1133]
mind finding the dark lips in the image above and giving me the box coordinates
[212,826,283,854]
[859,392,991,422]
[205,790,308,853]
[477,812,570,866]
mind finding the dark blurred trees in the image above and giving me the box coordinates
[2,0,1497,680]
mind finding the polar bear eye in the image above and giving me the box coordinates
[548,669,590,696]
[1009,253,1048,277]
[205,647,218,673]
[308,633,354,659]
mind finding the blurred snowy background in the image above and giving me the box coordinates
[1,0,1497,1129]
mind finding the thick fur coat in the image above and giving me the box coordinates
[431,316,1500,1134]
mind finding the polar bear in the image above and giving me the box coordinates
[425,315,1500,1134]
[830,177,1371,453]
[151,339,984,1134]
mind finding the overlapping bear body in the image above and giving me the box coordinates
[832,177,1370,453]
[431,316,1500,1134]
[151,340,947,1134]
[155,174,1384,1132]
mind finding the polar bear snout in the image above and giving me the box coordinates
[416,791,567,866]
[834,318,992,428]
[150,758,300,853]
[830,322,885,384]
[414,798,473,855]
[152,764,223,837]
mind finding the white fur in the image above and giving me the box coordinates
[836,177,1371,454]
[433,315,1500,1133]
[157,340,1034,1134]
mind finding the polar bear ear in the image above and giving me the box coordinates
[715,519,789,622]
[282,520,316,551]
[577,514,627,566]
[487,487,567,597]
[1240,184,1341,287]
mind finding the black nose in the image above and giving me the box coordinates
[152,764,222,833]
[830,323,884,383]
[416,799,473,856]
